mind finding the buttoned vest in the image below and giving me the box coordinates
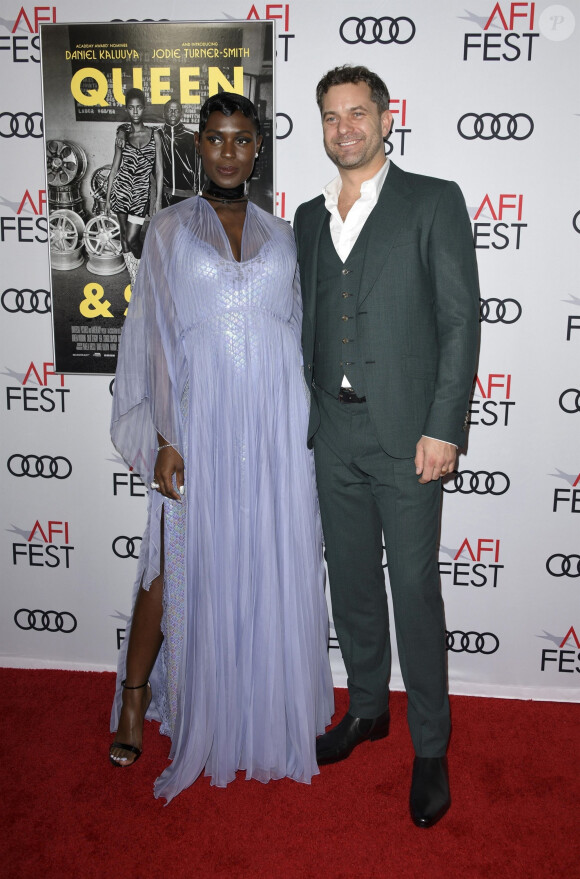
[313,218,371,397]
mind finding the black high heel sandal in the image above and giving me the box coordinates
[109,679,152,767]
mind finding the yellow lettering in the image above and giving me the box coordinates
[150,67,171,104]
[112,68,143,104]
[71,67,109,107]
[208,66,244,97]
[180,67,200,104]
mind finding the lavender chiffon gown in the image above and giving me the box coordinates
[110,196,334,801]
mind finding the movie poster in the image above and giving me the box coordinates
[40,20,274,374]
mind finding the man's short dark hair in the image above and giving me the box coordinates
[199,93,261,136]
[316,65,390,114]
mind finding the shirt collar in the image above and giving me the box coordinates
[323,158,390,210]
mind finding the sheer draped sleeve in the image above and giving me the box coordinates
[110,211,187,486]
[288,261,303,361]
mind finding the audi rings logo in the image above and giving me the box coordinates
[14,609,77,633]
[2,288,51,314]
[546,554,580,578]
[7,454,72,479]
[446,631,499,654]
[112,536,141,558]
[457,113,534,141]
[443,470,510,496]
[480,298,522,324]
[559,389,580,413]
[0,112,43,139]
[339,16,415,45]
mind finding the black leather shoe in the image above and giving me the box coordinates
[409,756,450,828]
[315,708,389,765]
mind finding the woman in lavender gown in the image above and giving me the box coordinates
[108,93,333,802]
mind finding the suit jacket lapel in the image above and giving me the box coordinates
[358,162,413,305]
[301,201,328,330]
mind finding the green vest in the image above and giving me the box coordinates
[313,219,370,397]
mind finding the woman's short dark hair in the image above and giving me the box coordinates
[316,65,390,114]
[199,93,261,136]
[124,87,146,106]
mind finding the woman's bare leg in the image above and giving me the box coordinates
[109,519,164,766]
[116,211,128,251]
[126,221,143,258]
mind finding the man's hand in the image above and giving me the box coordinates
[115,126,128,150]
[415,436,456,484]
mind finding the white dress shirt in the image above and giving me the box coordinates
[323,159,390,265]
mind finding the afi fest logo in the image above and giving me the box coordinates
[276,191,287,219]
[539,626,580,674]
[0,5,56,64]
[5,361,69,413]
[565,295,580,341]
[468,373,514,427]
[551,469,580,513]
[386,99,411,157]
[247,4,294,61]
[439,537,503,588]
[274,107,294,220]
[0,189,47,244]
[462,3,539,60]
[11,519,74,568]
[111,453,147,498]
[471,193,526,250]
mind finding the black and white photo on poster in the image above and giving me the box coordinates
[40,20,274,374]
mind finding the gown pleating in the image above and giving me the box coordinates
[110,196,334,801]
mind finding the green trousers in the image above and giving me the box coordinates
[313,388,450,757]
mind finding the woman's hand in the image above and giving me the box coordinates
[152,446,184,501]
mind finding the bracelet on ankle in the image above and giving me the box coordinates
[157,443,173,451]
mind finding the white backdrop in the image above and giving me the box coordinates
[1,1,579,702]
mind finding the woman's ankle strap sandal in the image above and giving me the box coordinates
[121,679,149,689]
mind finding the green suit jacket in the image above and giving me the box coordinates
[294,162,481,457]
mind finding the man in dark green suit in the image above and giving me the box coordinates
[294,66,480,828]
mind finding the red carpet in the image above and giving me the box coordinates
[1,669,578,878]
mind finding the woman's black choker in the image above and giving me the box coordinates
[201,182,248,204]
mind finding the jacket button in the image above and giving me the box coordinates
[342,338,349,344]
[342,268,350,275]
[341,315,349,321]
